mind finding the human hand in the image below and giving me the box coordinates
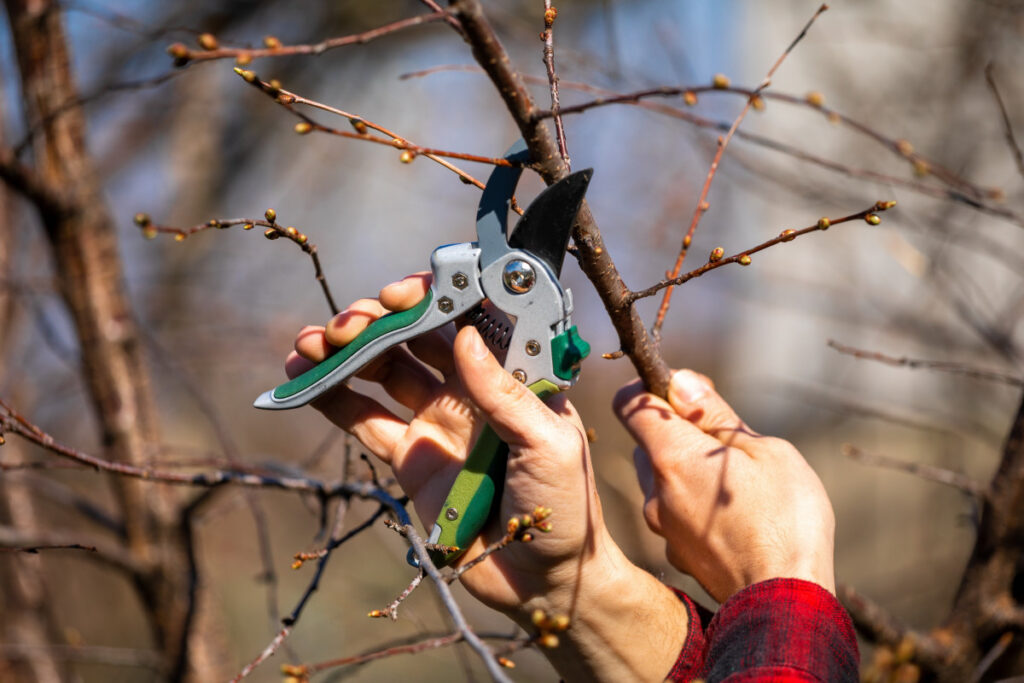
[613,370,836,602]
[287,274,687,681]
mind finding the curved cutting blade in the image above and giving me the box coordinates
[507,169,593,277]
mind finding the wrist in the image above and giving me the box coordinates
[510,538,689,682]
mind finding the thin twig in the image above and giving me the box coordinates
[984,63,1024,182]
[629,203,889,302]
[404,523,513,683]
[234,69,518,181]
[135,213,338,315]
[230,626,291,682]
[841,444,987,497]
[541,2,569,169]
[370,569,425,620]
[827,340,1024,388]
[653,3,829,336]
[168,11,450,65]
[403,66,1017,225]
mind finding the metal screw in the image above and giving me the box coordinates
[445,507,459,521]
[502,260,536,294]
[525,340,541,356]
[451,272,469,290]
[438,296,454,313]
[512,369,527,383]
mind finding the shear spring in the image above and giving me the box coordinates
[466,304,512,351]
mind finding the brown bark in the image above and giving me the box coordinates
[452,0,672,396]
[3,0,206,679]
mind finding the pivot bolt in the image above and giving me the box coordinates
[438,297,454,313]
[503,260,536,294]
[525,340,541,356]
[445,507,459,521]
[452,272,469,290]
[512,369,527,383]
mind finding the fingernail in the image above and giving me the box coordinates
[465,327,489,360]
[670,370,708,403]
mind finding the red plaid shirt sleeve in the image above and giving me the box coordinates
[666,578,859,682]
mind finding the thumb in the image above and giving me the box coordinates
[668,370,757,446]
[452,326,568,449]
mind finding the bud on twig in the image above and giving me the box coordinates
[817,217,831,230]
[738,254,752,266]
[865,213,882,225]
[683,91,698,106]
[806,91,825,107]
[264,208,277,223]
[712,73,731,89]
[197,33,218,51]
[264,35,282,49]
[709,247,724,263]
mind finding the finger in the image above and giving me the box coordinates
[632,446,655,501]
[668,369,760,448]
[357,345,443,412]
[379,272,432,311]
[406,328,456,378]
[325,298,388,348]
[285,350,316,379]
[612,379,726,480]
[294,325,333,363]
[451,326,570,451]
[312,385,407,464]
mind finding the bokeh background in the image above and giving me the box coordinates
[2,0,1023,680]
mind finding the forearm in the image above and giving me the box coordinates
[510,545,689,683]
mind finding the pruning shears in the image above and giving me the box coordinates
[254,140,592,567]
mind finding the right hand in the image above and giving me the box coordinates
[613,369,836,602]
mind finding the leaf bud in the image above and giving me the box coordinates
[913,159,930,176]
[805,91,825,108]
[290,559,302,570]
[263,35,282,49]
[874,200,897,211]
[738,254,752,266]
[174,233,186,242]
[400,150,415,164]
[285,226,298,238]
[506,517,520,534]
[520,532,534,543]
[0,435,5,445]
[538,633,560,649]
[521,514,533,528]
[296,234,308,245]
[552,614,570,631]
[143,228,157,240]
[533,506,552,521]
[683,91,698,106]
[895,139,914,156]
[531,609,547,627]
[536,521,553,532]
[544,7,558,27]
[712,73,731,89]
[817,217,831,230]
[264,208,277,222]
[709,247,724,263]
[497,657,516,669]
[166,43,189,60]
[294,122,312,135]
[207,219,220,228]
[350,118,368,134]
[133,212,151,227]
[233,67,256,83]
[865,213,881,225]
[197,33,219,51]
[243,223,254,230]
[683,235,692,248]
[264,228,280,240]
[367,610,383,618]
[751,95,765,111]
[780,229,797,242]
[827,111,841,124]
[235,53,252,66]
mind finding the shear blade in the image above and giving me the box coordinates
[507,169,593,277]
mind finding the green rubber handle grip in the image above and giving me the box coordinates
[254,291,436,410]
[427,379,559,567]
